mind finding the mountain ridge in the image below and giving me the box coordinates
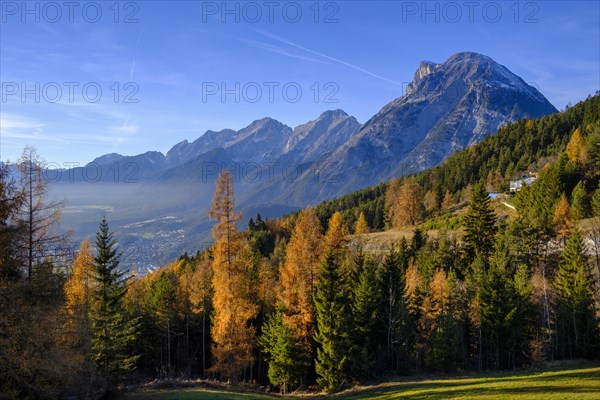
[261,51,557,205]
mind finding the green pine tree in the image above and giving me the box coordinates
[258,311,308,393]
[314,251,351,392]
[376,243,412,371]
[462,182,497,264]
[571,181,589,220]
[90,217,140,394]
[349,256,380,380]
[410,228,427,258]
[554,228,599,359]
[514,163,564,247]
[145,270,178,377]
[428,311,462,372]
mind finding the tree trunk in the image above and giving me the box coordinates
[202,310,206,376]
[167,320,171,379]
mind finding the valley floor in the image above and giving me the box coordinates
[121,362,600,399]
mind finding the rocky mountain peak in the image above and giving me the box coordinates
[88,153,124,166]
[406,60,439,96]
[319,109,349,120]
[268,52,558,205]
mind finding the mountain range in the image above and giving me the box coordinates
[49,52,558,270]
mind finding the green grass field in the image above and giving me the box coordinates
[122,363,600,399]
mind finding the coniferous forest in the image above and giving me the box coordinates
[1,95,600,399]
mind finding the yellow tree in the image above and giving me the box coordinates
[354,211,369,235]
[325,211,357,284]
[64,241,95,348]
[441,190,454,210]
[565,128,588,164]
[277,209,324,357]
[405,263,423,320]
[62,240,96,393]
[428,269,451,318]
[386,177,425,228]
[209,170,258,382]
[324,211,348,252]
[420,269,450,341]
[257,258,278,315]
[553,194,573,243]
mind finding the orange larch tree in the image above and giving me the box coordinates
[64,240,95,349]
[277,209,324,359]
[386,177,425,228]
[354,211,369,235]
[208,170,258,382]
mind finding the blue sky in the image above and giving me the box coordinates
[1,0,598,165]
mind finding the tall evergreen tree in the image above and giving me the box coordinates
[410,228,427,259]
[349,256,380,379]
[554,228,599,359]
[477,246,531,369]
[90,217,139,395]
[514,163,565,256]
[462,182,497,264]
[258,311,308,393]
[377,243,412,371]
[145,270,178,377]
[571,181,589,220]
[314,251,351,391]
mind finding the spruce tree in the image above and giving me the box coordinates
[571,181,589,220]
[554,228,599,359]
[477,246,531,369]
[462,182,497,264]
[145,270,178,377]
[349,256,380,380]
[377,243,412,371]
[90,217,139,394]
[314,251,351,391]
[410,228,426,257]
[258,311,308,393]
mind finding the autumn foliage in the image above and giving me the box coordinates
[208,170,259,382]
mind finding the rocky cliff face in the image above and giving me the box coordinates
[280,110,362,164]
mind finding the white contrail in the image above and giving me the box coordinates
[254,29,403,86]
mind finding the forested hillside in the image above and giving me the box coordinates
[1,95,599,399]
[312,94,600,232]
